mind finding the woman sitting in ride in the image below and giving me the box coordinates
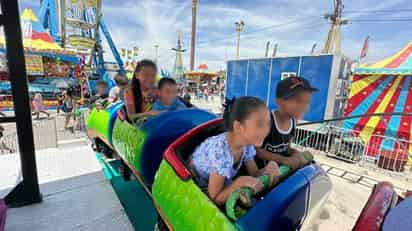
[190,96,280,206]
[124,59,159,122]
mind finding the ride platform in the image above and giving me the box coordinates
[0,145,141,230]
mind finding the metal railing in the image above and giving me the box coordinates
[0,108,90,155]
[0,132,18,155]
[32,118,58,149]
[294,123,412,175]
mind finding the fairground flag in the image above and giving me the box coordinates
[272,43,278,57]
[265,41,270,57]
[311,43,317,55]
[360,36,370,58]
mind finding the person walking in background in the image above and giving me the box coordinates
[204,87,209,102]
[183,88,192,106]
[63,90,74,130]
[56,92,64,115]
[196,88,201,100]
[32,92,50,120]
[220,85,225,104]
[73,101,84,132]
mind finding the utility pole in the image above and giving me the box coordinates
[322,0,348,54]
[190,0,197,70]
[154,44,159,64]
[235,20,245,59]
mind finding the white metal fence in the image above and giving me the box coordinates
[0,132,18,155]
[294,123,412,175]
[0,108,89,155]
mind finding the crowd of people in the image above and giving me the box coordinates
[193,85,225,103]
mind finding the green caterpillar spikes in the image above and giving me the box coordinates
[226,151,314,221]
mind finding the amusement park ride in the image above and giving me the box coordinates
[1,0,412,231]
[38,0,124,85]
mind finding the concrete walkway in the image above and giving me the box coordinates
[1,145,134,231]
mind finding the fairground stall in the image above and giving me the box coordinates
[0,8,81,110]
[185,64,224,93]
[344,41,412,168]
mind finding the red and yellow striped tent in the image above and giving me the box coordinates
[344,42,412,160]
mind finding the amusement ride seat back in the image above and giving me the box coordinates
[352,182,398,231]
[174,119,226,164]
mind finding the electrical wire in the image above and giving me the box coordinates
[351,18,412,22]
[196,17,325,48]
[196,16,321,46]
[344,9,412,13]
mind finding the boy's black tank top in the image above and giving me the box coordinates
[262,111,296,157]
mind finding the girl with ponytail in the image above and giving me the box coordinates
[190,96,280,206]
[124,59,159,121]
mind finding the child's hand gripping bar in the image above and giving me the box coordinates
[225,151,314,221]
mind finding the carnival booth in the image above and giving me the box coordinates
[185,64,222,92]
[344,41,412,168]
[0,8,81,110]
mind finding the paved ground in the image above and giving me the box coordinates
[302,173,371,231]
[1,144,134,231]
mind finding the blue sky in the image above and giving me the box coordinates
[19,0,412,71]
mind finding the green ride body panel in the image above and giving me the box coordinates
[86,108,111,141]
[112,119,147,174]
[152,161,238,231]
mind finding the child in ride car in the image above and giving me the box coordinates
[256,77,317,171]
[152,78,187,112]
[108,74,129,103]
[190,96,280,206]
[90,80,109,105]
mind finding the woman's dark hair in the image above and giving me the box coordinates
[131,59,157,113]
[223,96,266,131]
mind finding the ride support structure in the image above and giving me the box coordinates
[38,0,124,86]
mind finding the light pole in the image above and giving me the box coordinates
[190,0,198,71]
[235,20,245,59]
[154,44,159,64]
